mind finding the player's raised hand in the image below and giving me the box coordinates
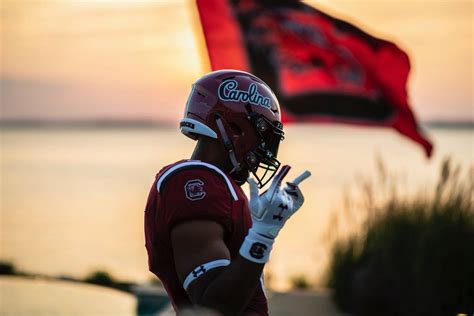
[283,170,311,211]
[247,165,311,239]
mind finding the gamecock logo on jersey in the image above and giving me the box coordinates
[185,179,206,201]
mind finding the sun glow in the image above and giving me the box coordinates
[2,0,205,121]
[1,0,472,121]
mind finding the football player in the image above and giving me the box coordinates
[144,70,310,315]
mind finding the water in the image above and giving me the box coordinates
[1,125,472,291]
[0,276,136,315]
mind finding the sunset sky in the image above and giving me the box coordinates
[1,0,472,122]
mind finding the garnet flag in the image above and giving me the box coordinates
[195,0,433,157]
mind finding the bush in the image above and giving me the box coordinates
[327,158,474,316]
[84,270,116,287]
[83,270,134,292]
[290,275,312,290]
[0,261,16,275]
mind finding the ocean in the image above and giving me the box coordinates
[1,125,472,292]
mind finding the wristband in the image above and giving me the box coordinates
[239,229,275,264]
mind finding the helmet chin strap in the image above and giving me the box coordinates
[215,117,241,174]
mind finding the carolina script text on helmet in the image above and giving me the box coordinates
[218,80,271,109]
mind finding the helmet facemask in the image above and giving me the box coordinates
[214,107,284,189]
[243,106,284,188]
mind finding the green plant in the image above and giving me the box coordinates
[84,270,116,287]
[0,261,16,275]
[290,275,311,290]
[327,158,474,316]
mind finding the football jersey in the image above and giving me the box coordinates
[144,160,268,314]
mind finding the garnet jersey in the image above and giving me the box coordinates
[144,160,268,314]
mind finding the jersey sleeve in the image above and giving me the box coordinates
[158,168,235,235]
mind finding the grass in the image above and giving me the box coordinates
[326,157,474,316]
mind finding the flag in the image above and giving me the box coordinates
[195,0,433,157]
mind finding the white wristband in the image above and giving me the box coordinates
[239,229,275,264]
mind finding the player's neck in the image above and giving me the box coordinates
[191,138,231,172]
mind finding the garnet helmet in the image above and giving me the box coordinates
[180,69,284,188]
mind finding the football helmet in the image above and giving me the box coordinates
[180,69,284,188]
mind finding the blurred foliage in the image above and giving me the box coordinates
[327,158,474,316]
[290,275,312,290]
[0,261,16,275]
[84,270,134,293]
[0,262,135,293]
[84,270,116,287]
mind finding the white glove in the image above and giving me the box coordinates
[247,165,311,239]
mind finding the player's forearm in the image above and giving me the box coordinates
[190,255,265,315]
[190,228,275,314]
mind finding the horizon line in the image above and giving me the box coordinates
[1,118,473,130]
